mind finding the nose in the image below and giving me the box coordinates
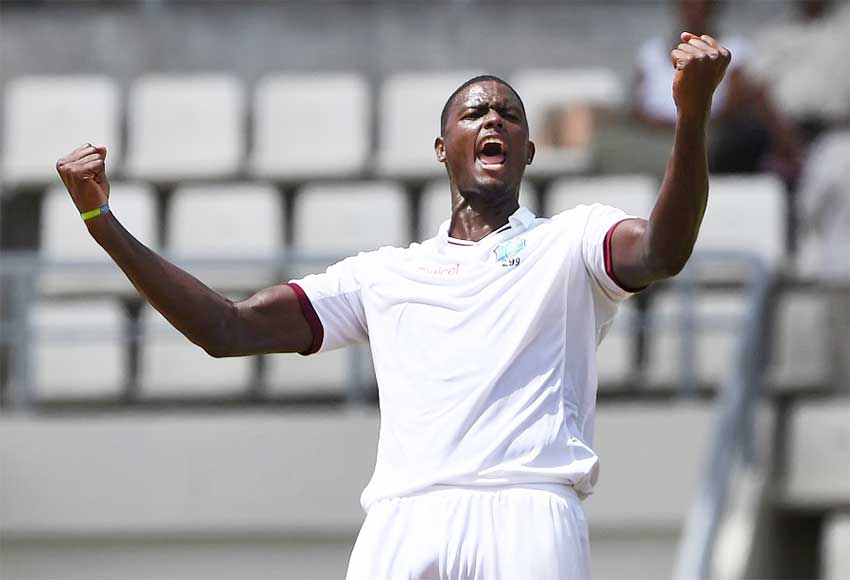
[483,109,503,130]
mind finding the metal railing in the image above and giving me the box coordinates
[0,250,378,411]
[673,253,778,580]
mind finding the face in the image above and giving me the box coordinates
[435,81,535,202]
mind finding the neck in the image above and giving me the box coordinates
[447,185,520,242]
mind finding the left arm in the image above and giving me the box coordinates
[611,32,732,289]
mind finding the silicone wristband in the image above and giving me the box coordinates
[81,203,110,221]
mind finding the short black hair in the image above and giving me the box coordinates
[440,74,526,136]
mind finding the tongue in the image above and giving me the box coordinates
[479,152,505,165]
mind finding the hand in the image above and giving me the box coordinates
[56,143,110,214]
[671,32,731,120]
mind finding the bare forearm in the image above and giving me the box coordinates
[86,213,238,355]
[645,110,709,276]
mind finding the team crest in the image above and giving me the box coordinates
[494,238,526,267]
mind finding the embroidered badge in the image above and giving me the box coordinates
[493,238,526,267]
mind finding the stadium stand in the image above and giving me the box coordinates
[2,75,120,188]
[646,175,787,391]
[39,183,158,295]
[125,75,245,182]
[30,299,127,399]
[166,183,283,293]
[512,68,625,177]
[691,174,787,271]
[375,71,479,179]
[267,343,377,400]
[783,400,850,509]
[823,515,850,580]
[0,3,846,575]
[292,181,410,266]
[546,174,656,218]
[250,73,370,180]
[767,289,831,391]
[266,348,352,398]
[647,290,746,389]
[137,305,252,398]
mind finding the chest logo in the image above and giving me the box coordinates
[494,238,526,267]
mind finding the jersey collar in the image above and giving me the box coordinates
[437,206,536,252]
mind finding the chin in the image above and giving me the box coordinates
[461,178,516,205]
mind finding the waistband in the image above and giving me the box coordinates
[389,482,579,503]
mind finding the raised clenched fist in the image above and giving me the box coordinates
[56,143,110,215]
[671,32,731,119]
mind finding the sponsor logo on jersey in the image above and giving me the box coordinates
[494,238,526,267]
[417,263,461,276]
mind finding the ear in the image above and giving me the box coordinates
[435,137,446,163]
[526,141,536,165]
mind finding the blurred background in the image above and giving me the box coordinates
[0,1,848,579]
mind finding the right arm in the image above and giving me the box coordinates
[56,144,313,357]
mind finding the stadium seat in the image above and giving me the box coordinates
[418,179,539,240]
[512,68,625,177]
[30,299,127,399]
[125,75,244,181]
[823,514,850,580]
[266,348,353,397]
[2,75,120,187]
[547,175,656,219]
[633,175,783,391]
[39,183,158,295]
[646,290,746,389]
[693,174,786,273]
[375,71,479,179]
[137,306,252,398]
[784,399,850,508]
[166,183,283,293]
[767,289,830,391]
[250,73,369,180]
[291,182,409,276]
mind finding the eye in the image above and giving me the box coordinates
[464,108,485,119]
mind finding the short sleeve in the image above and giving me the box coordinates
[287,255,369,355]
[580,204,645,303]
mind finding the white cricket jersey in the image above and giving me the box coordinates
[288,204,640,511]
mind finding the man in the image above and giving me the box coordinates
[57,32,729,580]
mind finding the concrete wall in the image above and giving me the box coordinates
[1,403,716,579]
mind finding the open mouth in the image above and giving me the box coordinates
[476,137,506,167]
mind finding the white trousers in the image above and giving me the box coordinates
[346,483,591,580]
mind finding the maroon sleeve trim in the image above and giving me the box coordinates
[286,282,324,355]
[603,219,649,294]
